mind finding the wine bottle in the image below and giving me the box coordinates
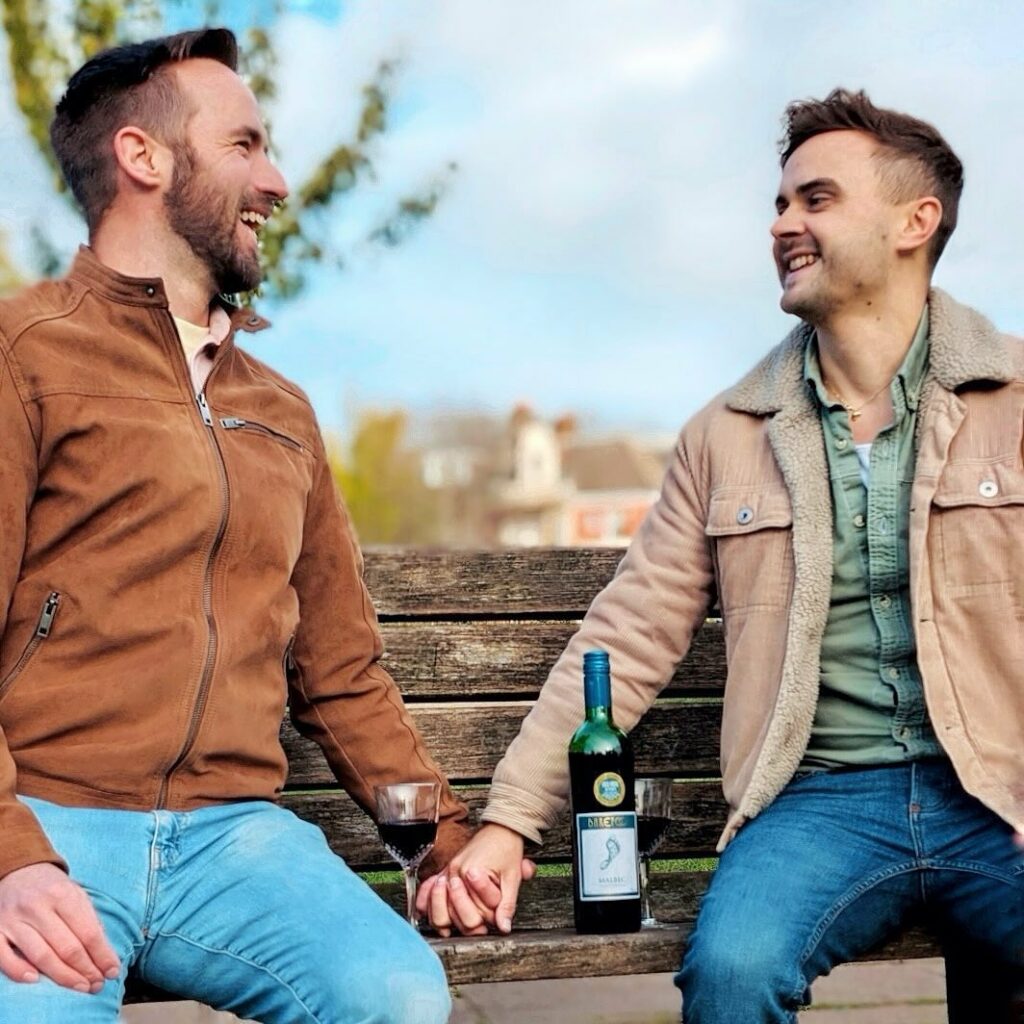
[568,648,641,933]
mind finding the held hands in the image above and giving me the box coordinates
[416,823,536,937]
[0,863,120,992]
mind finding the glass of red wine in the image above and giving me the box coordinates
[375,782,440,929]
[634,777,673,927]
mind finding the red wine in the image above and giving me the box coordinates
[638,814,671,857]
[378,821,437,868]
[568,650,640,934]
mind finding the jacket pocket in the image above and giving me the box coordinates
[705,487,793,613]
[219,417,306,453]
[931,463,1024,590]
[0,591,61,703]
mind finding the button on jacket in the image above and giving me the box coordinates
[0,248,470,880]
[481,289,1023,850]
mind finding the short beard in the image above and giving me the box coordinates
[164,142,262,295]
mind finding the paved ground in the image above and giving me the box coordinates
[120,958,947,1023]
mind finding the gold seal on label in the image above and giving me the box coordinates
[593,771,625,807]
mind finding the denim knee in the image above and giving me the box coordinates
[328,933,451,1024]
[676,928,807,1024]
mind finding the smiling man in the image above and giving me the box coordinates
[0,28,468,1023]
[423,90,1023,1020]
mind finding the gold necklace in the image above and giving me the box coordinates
[824,378,891,420]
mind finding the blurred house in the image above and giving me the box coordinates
[418,405,673,548]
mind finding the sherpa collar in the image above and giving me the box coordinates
[726,288,1021,418]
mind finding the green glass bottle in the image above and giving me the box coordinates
[568,649,641,933]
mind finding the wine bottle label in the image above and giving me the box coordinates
[575,812,639,901]
[592,771,625,807]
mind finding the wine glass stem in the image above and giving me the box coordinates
[403,866,420,929]
[639,855,653,923]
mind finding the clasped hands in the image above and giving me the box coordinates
[416,823,536,936]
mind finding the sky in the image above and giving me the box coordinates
[3,0,1023,437]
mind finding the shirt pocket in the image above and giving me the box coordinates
[705,486,794,613]
[931,462,1024,592]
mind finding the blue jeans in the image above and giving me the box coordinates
[676,760,1024,1023]
[0,798,451,1024]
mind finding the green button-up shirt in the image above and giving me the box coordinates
[801,307,944,769]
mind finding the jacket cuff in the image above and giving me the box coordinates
[480,782,562,846]
[0,827,68,882]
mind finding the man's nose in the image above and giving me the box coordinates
[258,156,289,203]
[771,204,802,240]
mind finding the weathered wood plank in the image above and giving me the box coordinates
[379,619,726,698]
[283,780,728,868]
[431,923,943,985]
[284,700,722,785]
[363,547,625,617]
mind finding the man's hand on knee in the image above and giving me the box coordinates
[0,863,120,992]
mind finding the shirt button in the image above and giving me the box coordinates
[887,666,899,681]
[736,506,754,525]
[145,286,156,297]
[878,594,892,608]
[897,727,910,739]
[853,513,866,528]
[978,479,999,498]
[835,438,849,450]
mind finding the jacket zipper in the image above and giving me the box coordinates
[0,592,60,699]
[155,390,230,808]
[219,417,304,452]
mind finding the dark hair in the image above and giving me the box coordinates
[50,28,238,232]
[779,88,964,266]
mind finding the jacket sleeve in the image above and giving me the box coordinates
[286,432,471,875]
[481,437,717,844]
[0,343,67,880]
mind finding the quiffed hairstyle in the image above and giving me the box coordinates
[779,88,964,266]
[50,28,238,231]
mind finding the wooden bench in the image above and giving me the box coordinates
[127,546,960,1011]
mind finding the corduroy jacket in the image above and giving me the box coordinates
[482,289,1024,850]
[0,248,470,880]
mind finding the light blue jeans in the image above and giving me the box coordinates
[0,798,451,1024]
[676,759,1024,1023]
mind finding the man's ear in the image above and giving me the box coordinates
[112,125,171,190]
[896,195,942,258]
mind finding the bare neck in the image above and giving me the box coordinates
[91,214,215,326]
[814,284,928,400]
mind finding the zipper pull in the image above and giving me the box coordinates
[196,392,214,427]
[36,592,60,638]
[220,417,247,429]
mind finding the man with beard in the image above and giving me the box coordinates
[421,91,1024,1020]
[0,28,469,1024]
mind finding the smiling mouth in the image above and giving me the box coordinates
[787,253,818,273]
[239,209,268,238]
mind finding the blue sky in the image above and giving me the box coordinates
[3,1,1023,436]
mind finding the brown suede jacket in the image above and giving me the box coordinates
[0,248,470,880]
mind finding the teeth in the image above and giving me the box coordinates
[240,210,267,227]
[788,253,818,272]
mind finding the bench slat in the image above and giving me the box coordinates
[431,924,943,985]
[283,780,727,868]
[283,700,722,785]
[364,548,624,617]
[378,619,725,699]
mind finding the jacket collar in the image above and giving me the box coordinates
[68,245,271,334]
[727,288,1020,417]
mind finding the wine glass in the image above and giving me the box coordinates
[375,782,440,928]
[634,777,673,927]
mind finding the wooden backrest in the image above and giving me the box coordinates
[281,546,730,929]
